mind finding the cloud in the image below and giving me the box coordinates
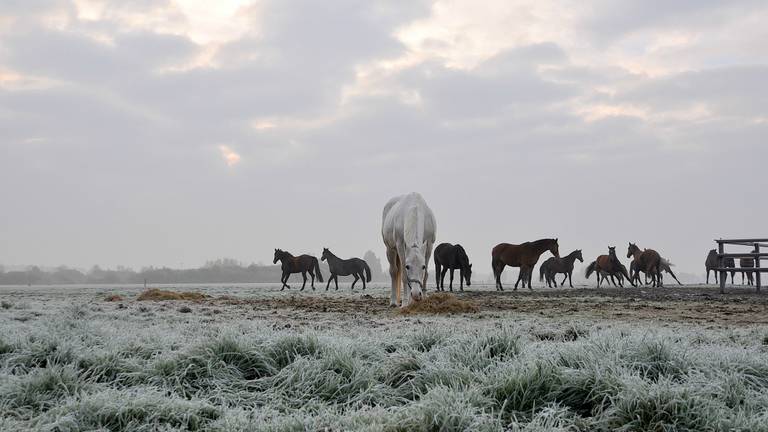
[218,144,241,166]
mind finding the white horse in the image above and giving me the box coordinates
[381,193,436,307]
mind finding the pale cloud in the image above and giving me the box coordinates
[218,144,241,166]
[576,103,649,122]
[395,0,576,69]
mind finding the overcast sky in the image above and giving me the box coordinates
[1,0,766,276]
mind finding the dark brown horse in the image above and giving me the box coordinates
[273,249,323,291]
[585,247,634,288]
[492,238,559,291]
[321,248,371,291]
[627,243,662,287]
[632,257,682,286]
[539,249,583,288]
[433,243,472,292]
[600,264,630,287]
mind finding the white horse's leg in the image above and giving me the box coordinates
[386,247,399,307]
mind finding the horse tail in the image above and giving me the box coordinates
[313,257,324,282]
[585,261,596,279]
[539,264,546,282]
[363,261,372,282]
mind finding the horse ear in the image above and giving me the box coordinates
[555,238,558,242]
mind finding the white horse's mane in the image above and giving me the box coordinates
[403,204,424,248]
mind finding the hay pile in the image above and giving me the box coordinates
[399,292,479,315]
[136,289,208,301]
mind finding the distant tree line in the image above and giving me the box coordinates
[0,251,387,285]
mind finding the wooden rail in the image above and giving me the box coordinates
[712,268,768,273]
[717,238,763,293]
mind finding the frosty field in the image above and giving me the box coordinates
[2,283,768,431]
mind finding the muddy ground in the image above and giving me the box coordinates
[207,284,768,326]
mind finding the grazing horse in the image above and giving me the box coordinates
[705,249,736,284]
[539,249,583,288]
[433,243,472,292]
[627,243,662,287]
[585,247,634,288]
[382,193,436,307]
[492,239,559,291]
[320,248,372,291]
[273,249,323,291]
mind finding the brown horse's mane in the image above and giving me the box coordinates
[525,238,557,249]
[521,238,553,245]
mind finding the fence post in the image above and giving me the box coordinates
[718,241,725,294]
[755,243,761,293]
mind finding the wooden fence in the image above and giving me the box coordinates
[716,238,767,293]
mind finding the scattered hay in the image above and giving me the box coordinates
[137,289,208,302]
[104,295,123,302]
[399,293,479,315]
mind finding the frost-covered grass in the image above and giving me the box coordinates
[2,288,768,431]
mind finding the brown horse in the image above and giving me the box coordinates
[273,249,324,291]
[627,243,662,287]
[632,257,682,286]
[492,238,559,291]
[740,247,757,285]
[585,247,634,288]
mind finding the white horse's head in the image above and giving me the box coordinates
[404,242,427,302]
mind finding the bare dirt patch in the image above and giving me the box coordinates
[104,294,123,302]
[399,292,479,315]
[137,288,208,301]
[206,285,768,325]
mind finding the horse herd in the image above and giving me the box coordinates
[274,193,721,308]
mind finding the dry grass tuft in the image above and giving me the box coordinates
[137,289,208,302]
[399,292,479,315]
[104,295,123,302]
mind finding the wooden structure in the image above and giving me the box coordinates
[716,238,767,293]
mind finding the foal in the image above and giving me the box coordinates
[539,249,583,288]
[320,248,372,290]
